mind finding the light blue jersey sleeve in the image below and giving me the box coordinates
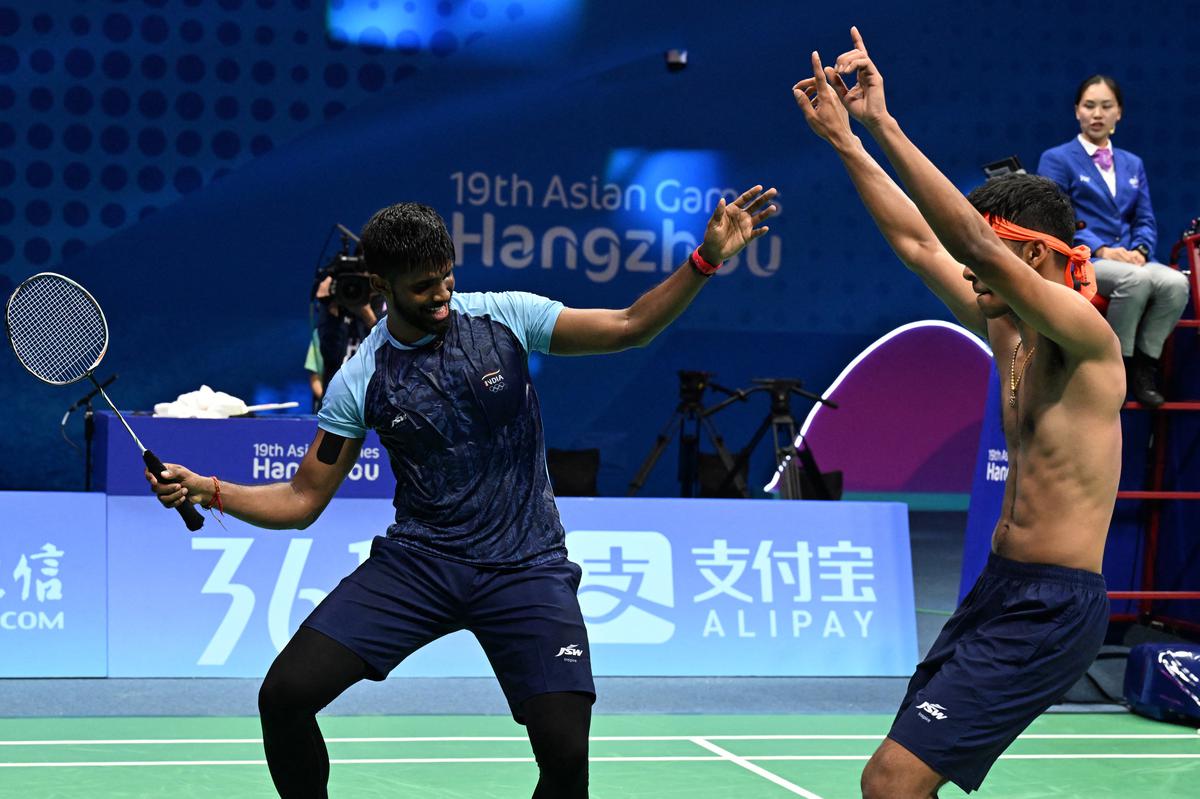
[316,322,383,439]
[452,291,564,354]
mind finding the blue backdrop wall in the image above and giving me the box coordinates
[1,0,1198,499]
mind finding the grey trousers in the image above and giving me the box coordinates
[1093,258,1190,358]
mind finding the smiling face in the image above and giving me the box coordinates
[372,261,455,343]
[1075,81,1122,146]
[359,202,458,343]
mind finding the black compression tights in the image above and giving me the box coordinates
[258,627,369,799]
[258,627,592,798]
[523,690,592,798]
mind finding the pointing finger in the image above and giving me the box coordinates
[851,25,867,54]
[811,51,828,88]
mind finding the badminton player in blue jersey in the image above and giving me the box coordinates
[147,189,775,798]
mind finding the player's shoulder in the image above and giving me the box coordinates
[452,289,531,307]
[452,290,555,319]
[337,319,388,378]
[355,318,391,356]
[448,293,519,339]
[450,291,494,316]
[450,291,561,355]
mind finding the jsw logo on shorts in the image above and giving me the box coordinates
[555,644,583,658]
[916,701,948,721]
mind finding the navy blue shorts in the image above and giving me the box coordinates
[301,536,595,723]
[888,553,1109,793]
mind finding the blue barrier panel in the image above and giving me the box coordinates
[563,498,917,676]
[95,412,394,498]
[108,496,916,678]
[0,492,107,677]
[107,494,538,678]
[960,371,1007,601]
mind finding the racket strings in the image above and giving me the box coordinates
[6,275,108,385]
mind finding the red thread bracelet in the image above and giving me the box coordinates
[208,475,223,515]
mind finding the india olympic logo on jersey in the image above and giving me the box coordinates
[481,369,507,393]
[566,530,675,644]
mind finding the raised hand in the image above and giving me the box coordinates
[830,26,890,129]
[700,185,778,263]
[793,50,855,147]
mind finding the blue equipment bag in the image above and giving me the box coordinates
[1123,643,1200,725]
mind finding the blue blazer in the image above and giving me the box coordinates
[1037,138,1158,257]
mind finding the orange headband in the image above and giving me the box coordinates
[984,214,1097,301]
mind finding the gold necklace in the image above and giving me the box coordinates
[1009,341,1036,407]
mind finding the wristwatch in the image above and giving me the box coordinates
[1133,243,1151,260]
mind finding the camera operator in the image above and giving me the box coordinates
[306,245,385,412]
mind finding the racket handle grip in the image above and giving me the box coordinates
[143,450,206,532]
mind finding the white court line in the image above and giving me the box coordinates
[2,732,1197,746]
[1016,734,1200,740]
[0,739,266,746]
[748,754,1200,761]
[1000,754,1200,760]
[0,757,723,769]
[690,738,825,799]
[1,760,268,768]
[3,753,1200,769]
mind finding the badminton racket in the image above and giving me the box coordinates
[5,272,205,531]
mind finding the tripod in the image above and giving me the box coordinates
[627,371,751,498]
[714,378,839,500]
[61,373,117,491]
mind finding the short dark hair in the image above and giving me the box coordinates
[966,173,1076,253]
[359,202,456,280]
[1075,74,1122,108]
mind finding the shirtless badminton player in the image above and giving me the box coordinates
[794,28,1122,798]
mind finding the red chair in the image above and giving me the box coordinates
[1169,232,1200,320]
[1114,231,1200,632]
